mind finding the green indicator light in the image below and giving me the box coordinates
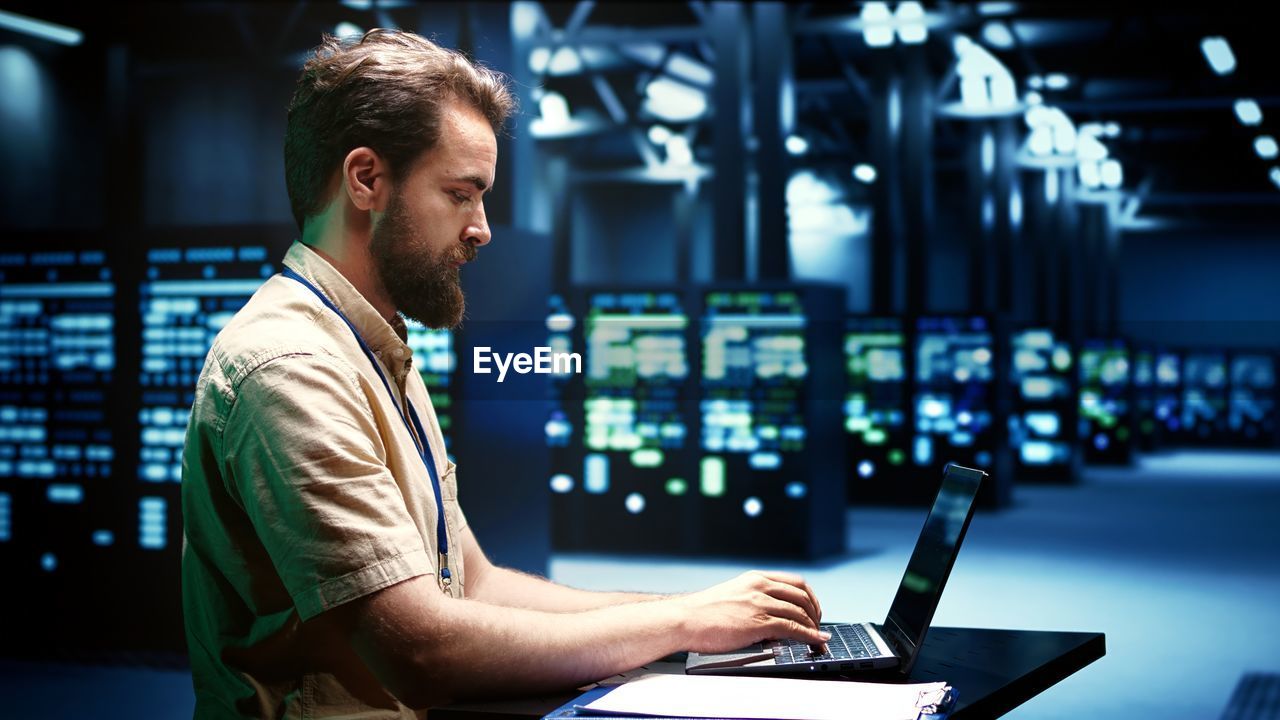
[888,449,906,465]
[864,429,887,445]
[666,478,687,496]
[631,449,664,467]
[700,457,725,497]
[1116,427,1130,441]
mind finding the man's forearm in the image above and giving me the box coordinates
[471,565,667,612]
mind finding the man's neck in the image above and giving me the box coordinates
[301,218,398,324]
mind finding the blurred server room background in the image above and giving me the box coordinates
[1,2,1277,718]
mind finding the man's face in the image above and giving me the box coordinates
[370,99,497,329]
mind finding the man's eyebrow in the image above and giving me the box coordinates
[455,175,492,193]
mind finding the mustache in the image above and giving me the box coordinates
[451,245,477,264]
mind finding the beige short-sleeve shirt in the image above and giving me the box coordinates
[181,240,466,719]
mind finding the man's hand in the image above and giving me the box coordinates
[674,570,829,653]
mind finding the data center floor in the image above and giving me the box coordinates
[2,450,1277,719]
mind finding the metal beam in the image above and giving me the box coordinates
[1057,96,1280,114]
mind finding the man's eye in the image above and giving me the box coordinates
[451,191,470,204]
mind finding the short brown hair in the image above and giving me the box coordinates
[284,29,515,231]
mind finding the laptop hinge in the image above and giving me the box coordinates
[881,616,916,659]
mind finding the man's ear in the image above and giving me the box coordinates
[342,147,390,213]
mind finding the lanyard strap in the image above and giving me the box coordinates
[281,267,451,588]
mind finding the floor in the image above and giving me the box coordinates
[2,449,1277,719]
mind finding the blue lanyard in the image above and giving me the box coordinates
[282,267,451,591]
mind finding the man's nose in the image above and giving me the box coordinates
[465,204,491,247]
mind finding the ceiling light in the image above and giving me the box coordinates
[0,9,83,46]
[982,22,1015,49]
[647,125,672,145]
[1234,99,1263,126]
[547,46,582,75]
[1100,159,1123,189]
[977,2,1018,15]
[853,164,878,183]
[335,22,364,40]
[643,77,707,122]
[664,135,693,166]
[1027,126,1053,156]
[785,135,809,156]
[861,2,894,48]
[538,92,570,126]
[1200,36,1236,76]
[1078,161,1101,189]
[1270,167,1280,190]
[895,2,928,45]
[1045,73,1070,90]
[1256,136,1279,160]
[1076,134,1108,162]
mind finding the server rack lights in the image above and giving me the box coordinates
[138,244,276,577]
[1227,353,1277,446]
[1078,340,1132,464]
[551,289,697,554]
[1132,348,1158,451]
[0,246,117,582]
[698,286,844,559]
[1009,328,1076,481]
[1153,351,1183,442]
[545,293,578,527]
[912,317,1002,505]
[404,321,454,453]
[138,245,275,496]
[1181,352,1229,443]
[843,317,910,502]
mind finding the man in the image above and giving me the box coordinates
[182,29,830,719]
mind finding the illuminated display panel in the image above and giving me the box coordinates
[1009,328,1074,475]
[138,245,275,550]
[1153,351,1183,438]
[0,248,116,573]
[553,290,694,553]
[544,293,576,454]
[1132,349,1158,450]
[404,322,454,453]
[1181,352,1228,442]
[698,289,845,557]
[1079,340,1132,463]
[913,317,995,475]
[843,317,908,493]
[1228,353,1276,445]
[702,291,806,458]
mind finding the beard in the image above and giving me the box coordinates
[369,190,473,329]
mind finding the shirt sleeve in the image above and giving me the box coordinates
[221,351,432,621]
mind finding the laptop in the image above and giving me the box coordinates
[686,463,986,677]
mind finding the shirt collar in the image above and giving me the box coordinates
[282,240,413,369]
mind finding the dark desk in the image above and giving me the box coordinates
[435,627,1106,720]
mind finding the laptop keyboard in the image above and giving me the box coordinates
[772,624,881,665]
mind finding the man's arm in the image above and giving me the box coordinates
[460,525,664,612]
[334,568,830,709]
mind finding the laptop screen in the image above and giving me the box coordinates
[883,464,985,668]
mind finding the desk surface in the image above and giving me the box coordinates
[434,627,1106,720]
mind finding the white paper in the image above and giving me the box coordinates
[581,673,949,720]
